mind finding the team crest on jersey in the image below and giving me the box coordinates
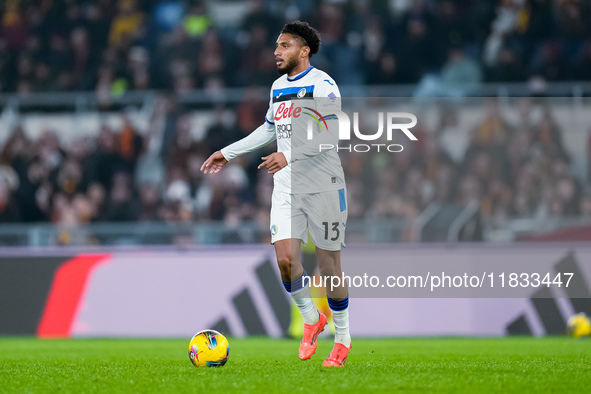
[297,88,307,98]
[270,225,278,236]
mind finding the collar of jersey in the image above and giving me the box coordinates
[287,66,314,82]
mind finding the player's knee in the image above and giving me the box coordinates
[318,261,338,277]
[276,253,293,275]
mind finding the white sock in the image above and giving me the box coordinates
[332,308,351,347]
[291,285,319,325]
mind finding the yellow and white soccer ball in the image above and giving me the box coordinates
[566,313,591,339]
[188,330,230,367]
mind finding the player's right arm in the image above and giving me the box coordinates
[201,99,276,174]
[200,150,228,174]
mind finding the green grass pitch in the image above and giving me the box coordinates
[1,337,590,393]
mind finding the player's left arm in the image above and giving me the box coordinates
[258,151,287,174]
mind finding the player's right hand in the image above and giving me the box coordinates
[200,151,228,174]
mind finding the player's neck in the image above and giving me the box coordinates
[288,61,311,77]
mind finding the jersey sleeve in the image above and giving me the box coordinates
[264,94,275,126]
[221,94,276,161]
[313,76,341,114]
[220,121,276,161]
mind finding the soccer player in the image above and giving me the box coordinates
[201,21,351,367]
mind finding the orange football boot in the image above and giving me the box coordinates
[298,312,327,360]
[322,342,352,367]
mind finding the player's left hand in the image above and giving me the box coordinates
[258,153,287,174]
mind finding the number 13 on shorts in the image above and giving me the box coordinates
[270,188,347,251]
[308,188,347,251]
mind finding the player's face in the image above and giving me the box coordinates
[274,33,306,76]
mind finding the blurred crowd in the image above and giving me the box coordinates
[0,0,590,95]
[2,94,591,244]
[344,98,591,236]
[0,93,275,238]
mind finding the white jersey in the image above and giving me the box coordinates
[221,66,345,194]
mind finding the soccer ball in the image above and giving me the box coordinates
[566,313,591,339]
[188,330,230,367]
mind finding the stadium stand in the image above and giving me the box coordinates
[1,0,590,245]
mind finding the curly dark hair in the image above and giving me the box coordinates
[281,21,321,58]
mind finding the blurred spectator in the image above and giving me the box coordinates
[241,0,280,36]
[556,0,589,58]
[70,27,92,89]
[474,99,513,146]
[152,0,185,33]
[436,108,469,164]
[365,52,407,85]
[138,183,161,221]
[399,14,439,83]
[87,182,107,222]
[531,107,569,162]
[205,108,242,153]
[86,125,121,190]
[197,28,225,85]
[237,22,275,86]
[183,3,211,37]
[440,47,482,93]
[0,166,21,222]
[486,46,527,82]
[572,42,591,81]
[103,171,139,221]
[531,41,568,81]
[580,195,591,217]
[118,114,144,172]
[1,0,28,51]
[85,2,112,63]
[434,0,473,51]
[109,0,144,49]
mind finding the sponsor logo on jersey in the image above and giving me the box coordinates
[274,102,302,121]
[276,124,292,139]
[274,102,329,131]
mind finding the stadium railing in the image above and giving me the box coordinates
[1,216,590,247]
[0,218,409,247]
[2,82,591,112]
